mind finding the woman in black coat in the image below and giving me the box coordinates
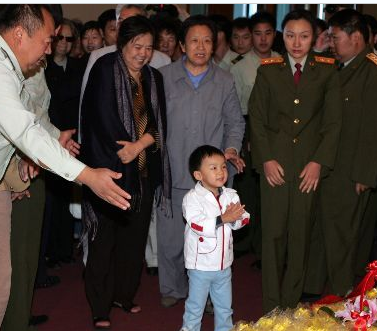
[80,16,170,329]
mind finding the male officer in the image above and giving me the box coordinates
[307,9,377,297]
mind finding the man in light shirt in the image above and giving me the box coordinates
[0,5,131,326]
[230,12,279,267]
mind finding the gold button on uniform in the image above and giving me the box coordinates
[294,118,300,124]
[294,99,300,104]
[293,138,298,143]
[344,97,349,101]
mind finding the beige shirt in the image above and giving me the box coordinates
[0,36,85,181]
[217,48,239,72]
[231,48,280,115]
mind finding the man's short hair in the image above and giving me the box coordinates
[250,11,276,31]
[232,17,252,34]
[80,20,102,39]
[97,9,116,32]
[328,9,369,44]
[0,4,52,36]
[115,4,146,22]
[189,145,225,177]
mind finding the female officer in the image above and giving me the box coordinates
[249,9,342,313]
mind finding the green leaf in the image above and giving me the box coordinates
[318,306,342,322]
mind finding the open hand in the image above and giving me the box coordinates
[116,141,142,164]
[11,189,30,201]
[224,148,245,173]
[263,160,285,187]
[77,167,131,210]
[299,162,321,193]
[18,157,39,181]
[59,129,80,157]
[356,183,369,195]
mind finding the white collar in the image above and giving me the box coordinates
[288,53,308,75]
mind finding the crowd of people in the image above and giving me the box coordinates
[0,3,377,331]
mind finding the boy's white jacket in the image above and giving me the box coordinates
[182,182,250,271]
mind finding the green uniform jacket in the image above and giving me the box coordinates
[249,52,342,181]
[335,47,377,188]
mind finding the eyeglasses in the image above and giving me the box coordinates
[55,35,75,43]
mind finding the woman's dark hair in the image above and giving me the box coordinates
[328,9,369,44]
[61,18,79,41]
[178,15,217,49]
[80,20,102,39]
[117,15,155,50]
[189,145,225,177]
[281,9,316,35]
[250,11,277,31]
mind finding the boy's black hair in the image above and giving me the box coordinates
[189,145,225,178]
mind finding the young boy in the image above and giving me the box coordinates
[181,145,250,331]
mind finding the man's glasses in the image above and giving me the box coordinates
[55,35,75,43]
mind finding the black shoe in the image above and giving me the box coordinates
[146,267,158,276]
[300,292,321,303]
[35,275,60,289]
[29,314,48,326]
[251,259,262,270]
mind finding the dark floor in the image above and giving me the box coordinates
[32,252,263,331]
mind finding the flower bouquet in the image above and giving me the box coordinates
[232,261,377,331]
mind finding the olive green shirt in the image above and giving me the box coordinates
[249,52,342,181]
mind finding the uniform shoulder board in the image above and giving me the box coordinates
[366,53,377,66]
[261,57,284,65]
[231,54,244,65]
[314,56,335,64]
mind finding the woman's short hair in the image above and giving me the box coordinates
[61,18,79,41]
[178,15,217,49]
[117,15,155,50]
[281,9,317,35]
[328,9,369,44]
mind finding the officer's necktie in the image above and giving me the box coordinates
[293,63,302,85]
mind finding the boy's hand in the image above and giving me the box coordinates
[221,202,245,223]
